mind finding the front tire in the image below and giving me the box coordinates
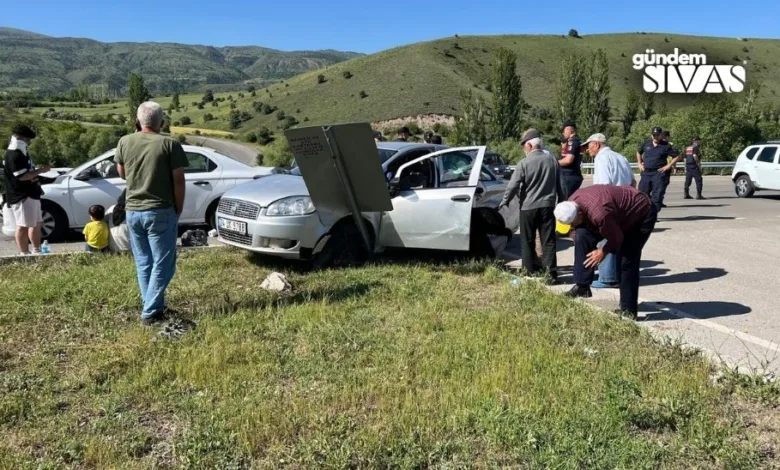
[311,222,370,269]
[40,200,68,242]
[734,175,755,198]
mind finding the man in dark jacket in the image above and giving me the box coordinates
[559,122,583,198]
[499,128,566,281]
[3,125,50,255]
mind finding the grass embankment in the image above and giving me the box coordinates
[0,250,778,468]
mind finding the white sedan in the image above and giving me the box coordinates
[37,145,277,241]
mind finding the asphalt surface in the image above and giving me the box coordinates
[186,136,259,167]
[3,174,778,375]
[505,176,780,375]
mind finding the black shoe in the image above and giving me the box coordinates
[141,310,168,327]
[565,285,592,298]
[613,309,638,321]
[684,194,693,200]
[661,203,668,208]
[696,195,706,200]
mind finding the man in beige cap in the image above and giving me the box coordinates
[499,129,566,282]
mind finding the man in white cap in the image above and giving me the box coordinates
[554,185,657,320]
[583,133,635,289]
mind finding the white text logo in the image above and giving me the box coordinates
[632,48,746,94]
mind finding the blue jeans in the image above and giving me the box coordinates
[598,253,619,284]
[127,208,178,318]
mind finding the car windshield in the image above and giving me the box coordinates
[289,148,398,175]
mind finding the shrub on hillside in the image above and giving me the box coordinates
[317,74,326,84]
[343,71,353,79]
[262,104,276,115]
[203,113,214,122]
[244,132,258,143]
[257,126,273,145]
[263,138,294,168]
[255,153,264,166]
[177,135,186,143]
[203,90,214,103]
[276,110,286,121]
[283,116,299,130]
[197,103,204,110]
[359,90,368,99]
[180,116,192,125]
[568,29,580,38]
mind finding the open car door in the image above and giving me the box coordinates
[380,146,486,251]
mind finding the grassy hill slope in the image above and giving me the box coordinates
[19,33,780,134]
[0,27,361,93]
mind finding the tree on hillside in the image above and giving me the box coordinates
[203,90,214,103]
[490,48,524,141]
[453,90,488,146]
[171,92,180,111]
[554,54,585,128]
[568,29,580,38]
[639,92,655,121]
[229,110,241,130]
[581,49,611,135]
[621,88,640,137]
[127,73,150,123]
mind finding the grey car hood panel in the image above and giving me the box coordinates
[220,175,309,207]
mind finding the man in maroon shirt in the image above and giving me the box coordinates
[553,185,658,319]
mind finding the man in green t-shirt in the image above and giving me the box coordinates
[116,101,187,325]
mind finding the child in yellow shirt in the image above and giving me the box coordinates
[83,205,110,253]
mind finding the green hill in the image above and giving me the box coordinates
[16,32,780,135]
[0,27,361,93]
[153,33,778,132]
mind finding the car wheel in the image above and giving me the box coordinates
[206,198,220,230]
[311,222,370,269]
[40,200,68,242]
[735,175,755,198]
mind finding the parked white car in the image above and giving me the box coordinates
[732,141,780,197]
[31,145,276,240]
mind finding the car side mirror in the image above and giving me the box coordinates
[388,177,401,198]
[74,171,91,182]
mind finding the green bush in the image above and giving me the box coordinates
[343,71,353,79]
[317,74,326,84]
[359,90,368,99]
[404,122,421,135]
[244,132,258,143]
[203,113,214,122]
[177,135,186,143]
[255,153,264,166]
[256,127,273,145]
[180,116,192,125]
[283,116,299,130]
[263,137,294,168]
[276,110,286,121]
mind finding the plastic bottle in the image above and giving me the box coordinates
[41,241,51,255]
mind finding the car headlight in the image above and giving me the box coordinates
[266,196,315,216]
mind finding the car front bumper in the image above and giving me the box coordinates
[216,207,323,260]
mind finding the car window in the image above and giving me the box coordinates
[378,149,398,164]
[83,156,118,179]
[756,146,778,164]
[437,152,495,186]
[185,152,217,173]
[745,147,759,160]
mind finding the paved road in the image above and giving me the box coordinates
[506,175,780,375]
[186,136,259,167]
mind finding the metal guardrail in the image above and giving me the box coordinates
[507,162,736,175]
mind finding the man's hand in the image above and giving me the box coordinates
[658,165,671,173]
[37,165,51,174]
[638,163,645,172]
[498,201,508,211]
[583,248,606,269]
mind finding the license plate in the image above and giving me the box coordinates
[218,218,247,235]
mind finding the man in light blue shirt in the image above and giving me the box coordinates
[582,133,635,288]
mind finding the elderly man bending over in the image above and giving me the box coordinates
[116,101,187,326]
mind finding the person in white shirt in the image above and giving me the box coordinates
[582,133,635,288]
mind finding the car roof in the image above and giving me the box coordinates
[377,142,432,151]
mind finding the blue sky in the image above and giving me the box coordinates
[7,0,779,53]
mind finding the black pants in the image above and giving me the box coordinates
[638,170,669,212]
[562,174,584,199]
[519,207,557,278]
[684,167,703,196]
[573,206,658,313]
